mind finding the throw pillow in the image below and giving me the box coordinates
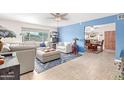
[40,42,46,47]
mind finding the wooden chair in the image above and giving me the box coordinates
[85,40,90,51]
[85,40,98,52]
[96,40,104,53]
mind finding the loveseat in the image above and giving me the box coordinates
[56,42,72,53]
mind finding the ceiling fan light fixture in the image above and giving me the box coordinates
[55,17,61,22]
[49,13,68,22]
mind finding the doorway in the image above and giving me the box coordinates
[104,31,115,50]
[84,23,116,53]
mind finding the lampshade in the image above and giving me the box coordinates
[0,25,16,38]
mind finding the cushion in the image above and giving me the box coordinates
[37,50,60,57]
[44,41,50,47]
[22,41,40,47]
[57,46,65,49]
[1,45,11,52]
[64,42,70,46]
[9,45,36,51]
[58,42,64,46]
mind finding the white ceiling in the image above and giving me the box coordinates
[0,13,116,27]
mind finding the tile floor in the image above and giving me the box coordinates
[21,51,120,80]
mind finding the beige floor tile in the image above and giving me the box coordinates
[21,51,119,80]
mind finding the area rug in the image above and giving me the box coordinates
[35,53,82,73]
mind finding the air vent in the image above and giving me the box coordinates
[118,14,124,20]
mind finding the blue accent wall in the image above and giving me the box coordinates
[59,23,85,52]
[58,14,124,59]
[116,20,124,59]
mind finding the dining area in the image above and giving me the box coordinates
[85,39,104,53]
[84,23,116,54]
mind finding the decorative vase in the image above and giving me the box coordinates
[0,39,3,51]
[0,59,4,65]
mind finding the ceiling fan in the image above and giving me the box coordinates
[49,13,68,22]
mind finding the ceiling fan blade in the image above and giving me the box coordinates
[48,13,69,21]
[61,17,68,20]
[50,13,57,17]
[61,13,68,17]
[56,13,60,15]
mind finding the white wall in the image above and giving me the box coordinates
[0,19,57,43]
[85,23,115,41]
[94,23,115,32]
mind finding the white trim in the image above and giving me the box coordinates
[21,27,50,32]
[78,52,84,55]
[114,59,122,62]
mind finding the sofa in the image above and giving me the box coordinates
[56,42,72,53]
[11,46,36,74]
[1,43,36,74]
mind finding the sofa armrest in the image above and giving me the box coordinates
[65,44,72,52]
[9,45,36,52]
[16,49,36,74]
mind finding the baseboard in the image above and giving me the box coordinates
[20,70,34,75]
[114,58,122,62]
[78,52,84,55]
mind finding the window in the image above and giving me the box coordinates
[21,27,49,42]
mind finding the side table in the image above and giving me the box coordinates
[0,53,20,80]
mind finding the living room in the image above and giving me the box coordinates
[0,13,124,80]
[1,1,124,93]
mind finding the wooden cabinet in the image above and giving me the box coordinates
[104,31,115,50]
[0,65,20,80]
[0,55,20,80]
